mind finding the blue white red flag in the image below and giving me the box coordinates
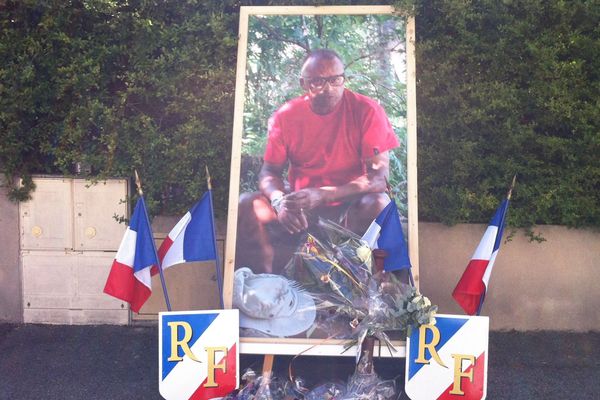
[452,199,510,315]
[361,199,411,272]
[104,197,157,313]
[154,192,217,274]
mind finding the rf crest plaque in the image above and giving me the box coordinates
[159,310,239,400]
[405,314,489,400]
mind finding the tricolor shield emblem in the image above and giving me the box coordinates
[159,310,239,400]
[405,314,489,400]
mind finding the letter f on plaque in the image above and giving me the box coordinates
[204,347,228,388]
[450,354,476,395]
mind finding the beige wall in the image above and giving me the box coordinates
[0,177,22,322]
[2,184,599,331]
[141,220,600,331]
[418,223,600,331]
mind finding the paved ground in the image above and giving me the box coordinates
[0,323,598,399]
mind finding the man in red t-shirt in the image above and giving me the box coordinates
[237,49,399,273]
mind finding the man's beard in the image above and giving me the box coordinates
[311,94,338,114]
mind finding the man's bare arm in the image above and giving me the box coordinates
[284,151,391,210]
[324,150,390,201]
[258,162,287,201]
[258,161,308,233]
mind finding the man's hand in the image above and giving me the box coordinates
[276,203,308,233]
[259,151,391,234]
[274,188,331,233]
[283,188,330,211]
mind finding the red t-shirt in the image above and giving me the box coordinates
[263,89,399,191]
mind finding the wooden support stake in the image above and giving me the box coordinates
[359,336,376,374]
[373,249,387,274]
[261,354,274,378]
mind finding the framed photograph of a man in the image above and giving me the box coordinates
[224,6,418,355]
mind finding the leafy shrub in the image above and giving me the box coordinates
[412,0,600,228]
[0,0,239,216]
[1,0,598,230]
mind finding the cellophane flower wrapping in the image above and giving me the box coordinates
[283,218,438,348]
[224,367,398,400]
[223,369,300,400]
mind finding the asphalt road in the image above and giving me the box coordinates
[0,323,598,399]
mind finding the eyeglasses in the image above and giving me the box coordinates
[302,74,345,90]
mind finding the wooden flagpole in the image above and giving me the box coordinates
[475,175,516,316]
[135,170,172,311]
[507,174,517,200]
[206,166,224,309]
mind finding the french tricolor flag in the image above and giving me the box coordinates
[104,197,157,313]
[154,192,217,273]
[361,199,411,272]
[453,198,510,315]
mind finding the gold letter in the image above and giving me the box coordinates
[204,347,228,388]
[167,321,199,362]
[415,324,447,368]
[449,354,476,395]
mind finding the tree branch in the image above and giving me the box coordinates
[254,17,310,52]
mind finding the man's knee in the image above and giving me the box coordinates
[239,192,256,210]
[346,192,390,234]
[238,192,275,224]
[238,192,256,222]
[357,192,390,215]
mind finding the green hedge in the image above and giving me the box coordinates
[1,0,598,229]
[0,0,240,216]
[414,0,600,229]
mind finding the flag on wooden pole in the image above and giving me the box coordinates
[104,171,173,312]
[361,199,412,273]
[103,196,158,313]
[155,192,217,271]
[452,177,515,315]
[154,167,224,308]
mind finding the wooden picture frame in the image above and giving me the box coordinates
[224,5,418,356]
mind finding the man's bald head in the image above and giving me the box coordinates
[300,49,346,115]
[301,49,344,76]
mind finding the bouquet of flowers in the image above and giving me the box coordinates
[282,230,369,308]
[283,218,438,352]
